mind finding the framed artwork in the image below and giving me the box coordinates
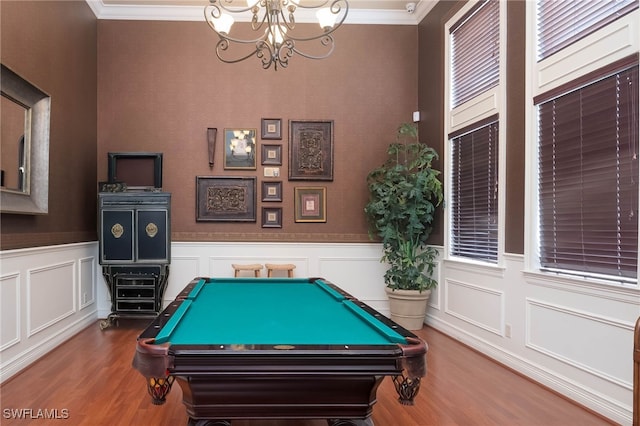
[261,118,282,140]
[294,187,326,223]
[196,176,256,222]
[262,207,282,228]
[262,181,282,202]
[289,120,334,181]
[261,144,282,166]
[223,128,257,170]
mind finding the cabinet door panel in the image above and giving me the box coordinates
[101,210,134,262]
[137,209,168,262]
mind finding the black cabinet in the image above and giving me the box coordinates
[98,191,170,329]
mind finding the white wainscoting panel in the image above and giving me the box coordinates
[0,272,20,351]
[28,261,76,336]
[318,256,388,312]
[444,278,504,336]
[0,242,98,383]
[526,298,634,390]
[165,256,201,301]
[79,257,95,309]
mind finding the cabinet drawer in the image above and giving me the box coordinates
[115,276,156,286]
[117,287,155,299]
[116,301,155,312]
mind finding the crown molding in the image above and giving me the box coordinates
[84,0,434,25]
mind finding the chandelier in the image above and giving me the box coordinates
[204,0,349,70]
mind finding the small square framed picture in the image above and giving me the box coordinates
[262,181,282,202]
[261,144,282,166]
[261,118,282,140]
[262,207,282,228]
[294,187,326,223]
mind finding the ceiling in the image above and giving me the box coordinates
[86,0,436,24]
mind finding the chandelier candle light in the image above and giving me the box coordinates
[204,0,349,70]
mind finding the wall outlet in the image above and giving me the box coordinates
[505,324,512,338]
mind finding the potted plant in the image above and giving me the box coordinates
[364,123,443,330]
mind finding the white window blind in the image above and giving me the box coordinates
[450,0,500,109]
[536,0,638,61]
[450,118,500,263]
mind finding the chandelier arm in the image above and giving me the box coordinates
[250,3,268,32]
[283,1,349,42]
[290,35,336,60]
[204,10,268,45]
[215,38,262,64]
[256,41,278,70]
[277,2,296,31]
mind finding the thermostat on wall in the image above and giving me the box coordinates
[264,167,280,177]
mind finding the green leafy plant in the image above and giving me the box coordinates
[364,123,443,292]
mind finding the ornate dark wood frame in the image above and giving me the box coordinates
[196,176,256,222]
[288,120,334,181]
[261,207,282,228]
[261,181,282,202]
[261,144,282,165]
[261,118,282,140]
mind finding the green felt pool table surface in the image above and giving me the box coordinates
[133,277,428,425]
[154,277,406,346]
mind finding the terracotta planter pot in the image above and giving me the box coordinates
[385,287,431,330]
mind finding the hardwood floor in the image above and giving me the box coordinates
[0,321,615,426]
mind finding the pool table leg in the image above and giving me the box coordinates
[392,373,422,405]
[328,418,374,426]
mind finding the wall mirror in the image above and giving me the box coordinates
[1,64,50,214]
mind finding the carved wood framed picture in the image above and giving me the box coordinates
[294,187,327,223]
[261,144,282,166]
[196,176,256,222]
[262,207,282,228]
[261,181,282,202]
[288,120,334,181]
[261,118,282,140]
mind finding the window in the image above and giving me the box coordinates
[533,0,639,282]
[450,0,500,108]
[450,119,500,263]
[447,0,501,263]
[536,0,638,61]
[536,61,639,281]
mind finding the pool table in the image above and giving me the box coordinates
[132,277,428,426]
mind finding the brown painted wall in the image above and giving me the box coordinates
[417,0,526,253]
[97,20,418,243]
[417,1,463,247]
[0,1,526,253]
[0,1,98,250]
[504,0,526,254]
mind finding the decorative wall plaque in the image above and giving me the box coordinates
[288,120,334,181]
[196,176,256,222]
